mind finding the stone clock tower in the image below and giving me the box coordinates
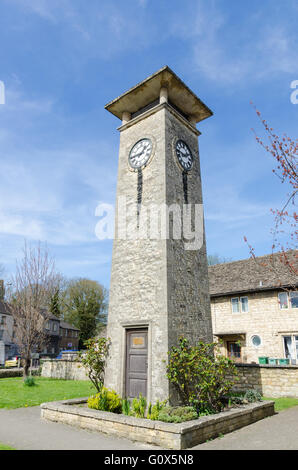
[104,66,213,404]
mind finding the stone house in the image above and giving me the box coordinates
[0,280,80,361]
[58,321,79,352]
[39,314,80,357]
[208,250,298,364]
[0,300,18,365]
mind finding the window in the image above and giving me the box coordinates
[283,335,298,361]
[45,321,50,330]
[240,297,249,313]
[290,292,298,309]
[278,292,288,309]
[0,315,6,326]
[251,335,261,347]
[53,323,57,332]
[231,298,240,313]
[227,341,241,361]
[278,292,298,309]
[231,296,248,313]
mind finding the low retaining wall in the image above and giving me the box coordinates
[233,364,298,398]
[41,398,274,450]
[41,359,88,381]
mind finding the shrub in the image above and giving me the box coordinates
[147,399,168,420]
[78,337,110,393]
[23,376,36,387]
[166,337,238,414]
[157,406,198,423]
[87,387,122,413]
[122,398,131,416]
[131,393,147,418]
[244,389,262,403]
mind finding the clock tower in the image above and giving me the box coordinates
[104,66,213,404]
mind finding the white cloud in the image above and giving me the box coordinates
[169,1,298,84]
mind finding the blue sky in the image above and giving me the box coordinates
[0,0,297,288]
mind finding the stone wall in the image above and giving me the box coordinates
[41,359,88,381]
[233,364,298,397]
[41,397,274,450]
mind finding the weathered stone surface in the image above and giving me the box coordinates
[231,363,298,397]
[41,359,88,381]
[211,289,298,363]
[105,100,213,404]
[41,399,274,450]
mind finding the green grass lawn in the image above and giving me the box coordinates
[0,443,15,450]
[263,396,298,412]
[0,377,96,409]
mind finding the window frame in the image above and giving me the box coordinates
[231,296,249,313]
[251,335,262,347]
[278,291,298,310]
[278,292,289,309]
[289,292,298,309]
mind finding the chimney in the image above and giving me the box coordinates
[0,280,4,301]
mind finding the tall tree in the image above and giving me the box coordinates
[60,278,108,348]
[9,242,59,378]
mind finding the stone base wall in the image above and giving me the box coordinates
[41,359,88,381]
[233,364,298,397]
[41,398,274,450]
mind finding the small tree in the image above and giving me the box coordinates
[78,337,110,393]
[246,106,298,285]
[9,242,59,378]
[166,337,238,413]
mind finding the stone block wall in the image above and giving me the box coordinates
[41,359,88,381]
[232,364,298,397]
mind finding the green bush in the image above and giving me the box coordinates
[244,389,262,402]
[165,337,238,414]
[23,376,36,387]
[78,338,110,393]
[87,387,122,413]
[121,398,131,416]
[158,406,198,423]
[147,399,168,420]
[131,394,147,418]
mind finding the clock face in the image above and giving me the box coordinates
[129,138,152,169]
[176,140,193,171]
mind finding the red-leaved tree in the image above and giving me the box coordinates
[244,105,297,286]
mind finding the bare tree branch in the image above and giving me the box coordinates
[8,241,60,378]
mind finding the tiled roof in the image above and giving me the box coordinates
[59,321,79,331]
[208,250,298,297]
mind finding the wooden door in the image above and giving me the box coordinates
[126,329,148,399]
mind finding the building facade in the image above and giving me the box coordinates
[0,300,18,365]
[0,284,80,362]
[58,321,79,352]
[209,251,298,364]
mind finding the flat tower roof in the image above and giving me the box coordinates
[105,66,213,124]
